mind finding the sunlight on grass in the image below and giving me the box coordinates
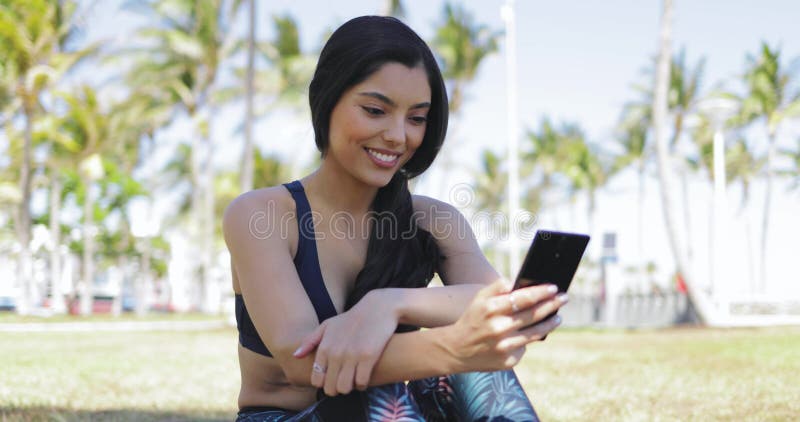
[516,327,800,421]
[2,326,799,421]
[0,329,239,421]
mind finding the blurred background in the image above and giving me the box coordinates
[1,0,800,420]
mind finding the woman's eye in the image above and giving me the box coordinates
[410,116,427,125]
[362,106,384,116]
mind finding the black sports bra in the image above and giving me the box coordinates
[235,180,337,357]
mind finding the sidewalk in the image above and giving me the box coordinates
[0,319,231,332]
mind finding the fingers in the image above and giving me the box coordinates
[486,283,559,316]
[310,349,328,389]
[476,276,511,300]
[294,323,326,358]
[322,359,342,396]
[335,361,357,395]
[500,313,563,350]
[512,292,568,330]
[354,360,374,391]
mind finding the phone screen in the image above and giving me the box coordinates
[513,230,590,292]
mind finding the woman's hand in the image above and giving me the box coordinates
[442,277,567,373]
[292,289,398,396]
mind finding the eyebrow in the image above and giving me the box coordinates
[358,92,431,110]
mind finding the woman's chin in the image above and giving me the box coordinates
[359,171,396,188]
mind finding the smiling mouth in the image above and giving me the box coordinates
[364,147,400,167]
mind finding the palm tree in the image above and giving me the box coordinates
[559,125,612,234]
[53,84,163,315]
[652,0,714,324]
[779,138,800,191]
[55,86,115,315]
[0,0,96,314]
[614,103,650,272]
[239,0,256,192]
[125,0,237,313]
[35,114,77,314]
[521,118,569,224]
[429,2,501,196]
[383,0,406,18]
[626,49,705,263]
[736,43,800,291]
[433,3,500,115]
[471,149,507,275]
[231,13,314,192]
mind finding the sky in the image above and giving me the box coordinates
[70,0,800,299]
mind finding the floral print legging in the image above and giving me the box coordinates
[236,370,539,422]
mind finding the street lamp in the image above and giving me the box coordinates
[501,0,521,279]
[696,96,738,314]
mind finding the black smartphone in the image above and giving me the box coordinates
[513,229,590,293]
[512,230,590,334]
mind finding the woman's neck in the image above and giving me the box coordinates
[301,163,378,216]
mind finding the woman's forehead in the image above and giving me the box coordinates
[349,63,431,106]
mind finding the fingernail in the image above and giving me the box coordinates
[557,293,569,303]
[554,315,562,324]
[293,346,303,357]
[547,285,558,293]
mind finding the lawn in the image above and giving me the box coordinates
[1,325,798,421]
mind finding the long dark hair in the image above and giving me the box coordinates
[308,16,448,311]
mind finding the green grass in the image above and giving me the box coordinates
[518,327,800,421]
[0,328,239,421]
[2,326,799,421]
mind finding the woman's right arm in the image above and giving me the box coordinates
[363,279,563,386]
[223,191,563,390]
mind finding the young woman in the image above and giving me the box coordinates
[223,15,567,421]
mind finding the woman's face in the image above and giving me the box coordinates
[326,62,431,187]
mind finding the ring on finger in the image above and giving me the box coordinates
[312,362,327,374]
[509,292,520,313]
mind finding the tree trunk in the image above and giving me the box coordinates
[80,175,94,316]
[49,176,66,314]
[744,209,756,295]
[190,123,203,310]
[637,163,646,287]
[587,190,596,235]
[16,104,35,315]
[114,255,127,316]
[759,131,775,293]
[135,240,150,316]
[652,0,715,324]
[202,111,217,314]
[113,227,131,317]
[240,0,256,193]
[680,163,693,263]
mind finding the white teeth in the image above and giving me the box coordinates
[367,148,398,163]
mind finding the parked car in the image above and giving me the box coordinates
[0,295,15,311]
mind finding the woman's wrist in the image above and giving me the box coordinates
[366,288,404,324]
[429,324,465,374]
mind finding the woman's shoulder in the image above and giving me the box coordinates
[410,194,465,237]
[410,194,456,212]
[225,185,294,214]
[223,184,296,241]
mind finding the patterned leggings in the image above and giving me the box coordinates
[236,370,539,421]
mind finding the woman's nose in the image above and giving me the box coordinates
[382,117,406,145]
